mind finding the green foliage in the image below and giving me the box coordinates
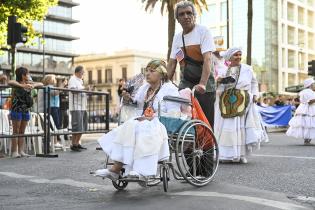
[0,0,58,49]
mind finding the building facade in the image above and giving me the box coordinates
[74,50,167,114]
[200,0,315,93]
[0,0,79,79]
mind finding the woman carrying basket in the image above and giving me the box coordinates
[215,47,264,163]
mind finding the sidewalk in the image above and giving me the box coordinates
[81,122,117,143]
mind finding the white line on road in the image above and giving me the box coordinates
[0,171,113,191]
[171,191,308,210]
[0,171,309,210]
[252,154,315,160]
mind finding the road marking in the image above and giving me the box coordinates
[252,154,315,160]
[0,172,309,210]
[171,191,308,210]
[0,171,113,191]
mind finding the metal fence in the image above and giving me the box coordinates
[0,85,110,157]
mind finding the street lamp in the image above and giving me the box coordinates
[42,18,46,76]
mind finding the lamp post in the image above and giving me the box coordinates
[42,18,46,76]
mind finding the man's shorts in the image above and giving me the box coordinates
[10,111,30,121]
[71,110,88,132]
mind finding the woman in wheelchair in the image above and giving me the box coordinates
[95,59,180,180]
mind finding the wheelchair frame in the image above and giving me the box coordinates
[102,95,219,192]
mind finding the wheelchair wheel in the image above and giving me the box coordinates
[162,166,169,192]
[175,119,219,187]
[112,179,128,190]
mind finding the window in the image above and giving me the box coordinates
[88,71,92,84]
[107,89,112,101]
[287,3,294,22]
[97,70,102,83]
[122,67,127,80]
[105,68,112,83]
[220,2,227,22]
[141,67,146,75]
[98,89,102,101]
[288,50,295,68]
[287,26,295,45]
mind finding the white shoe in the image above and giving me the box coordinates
[11,152,21,158]
[240,157,248,164]
[232,157,240,163]
[94,169,119,181]
[54,143,63,148]
[20,151,31,157]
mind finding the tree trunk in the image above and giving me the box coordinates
[167,3,175,61]
[247,0,253,65]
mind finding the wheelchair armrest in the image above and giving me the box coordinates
[163,96,191,105]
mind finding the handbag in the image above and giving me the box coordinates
[181,34,203,84]
[219,66,249,118]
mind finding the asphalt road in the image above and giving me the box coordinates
[0,132,314,210]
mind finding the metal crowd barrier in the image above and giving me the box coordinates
[0,85,110,158]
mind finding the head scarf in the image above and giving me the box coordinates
[146,59,168,77]
[220,47,242,61]
[303,78,315,88]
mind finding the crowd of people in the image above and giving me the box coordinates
[0,65,90,158]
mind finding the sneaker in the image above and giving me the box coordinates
[94,169,119,181]
[304,139,312,145]
[11,152,21,158]
[20,151,31,157]
[77,144,87,150]
[240,157,248,164]
[70,145,81,152]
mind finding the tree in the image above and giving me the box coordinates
[0,0,58,49]
[246,0,253,65]
[142,0,208,60]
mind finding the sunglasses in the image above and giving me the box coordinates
[178,11,193,17]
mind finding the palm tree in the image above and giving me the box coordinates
[142,0,208,60]
[247,0,253,65]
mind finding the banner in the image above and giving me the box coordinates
[257,105,292,126]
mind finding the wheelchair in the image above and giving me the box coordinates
[99,95,219,192]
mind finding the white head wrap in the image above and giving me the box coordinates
[219,47,242,61]
[303,78,315,88]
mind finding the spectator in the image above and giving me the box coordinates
[42,74,62,148]
[117,78,125,101]
[8,67,43,158]
[260,98,269,107]
[274,95,285,106]
[68,66,89,152]
[0,74,8,158]
[59,78,69,140]
[294,97,300,109]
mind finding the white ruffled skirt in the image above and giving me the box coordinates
[214,97,265,160]
[98,118,170,176]
[286,103,315,139]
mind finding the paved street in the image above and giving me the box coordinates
[0,132,314,210]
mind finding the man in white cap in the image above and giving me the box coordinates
[286,78,315,145]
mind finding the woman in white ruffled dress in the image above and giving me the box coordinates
[286,78,315,145]
[95,60,180,180]
[214,47,265,163]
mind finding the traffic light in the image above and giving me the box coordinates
[7,15,28,46]
[308,60,315,76]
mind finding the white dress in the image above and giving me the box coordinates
[286,89,315,139]
[214,64,264,160]
[98,82,180,176]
